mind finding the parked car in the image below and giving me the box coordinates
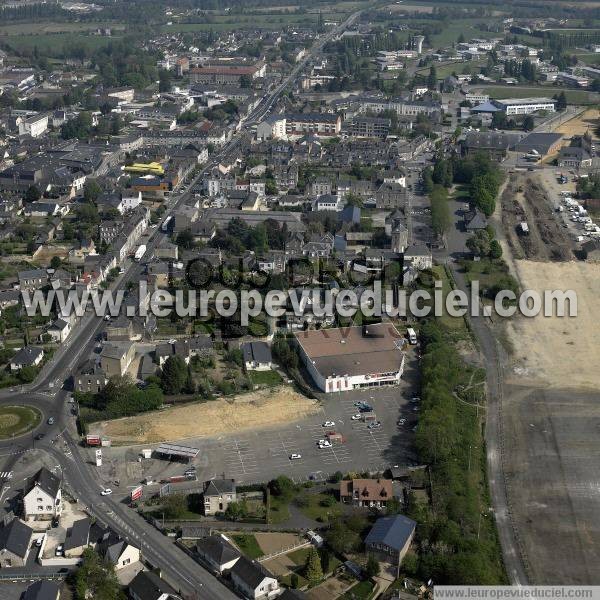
[47,417,54,425]
[322,421,335,428]
[367,421,382,429]
[101,488,112,496]
[351,414,362,420]
[317,440,332,449]
[55,544,63,556]
[289,453,302,460]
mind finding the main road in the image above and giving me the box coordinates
[0,9,367,598]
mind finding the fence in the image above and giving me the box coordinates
[257,540,310,563]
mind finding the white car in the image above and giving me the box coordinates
[318,440,332,448]
[351,414,362,420]
[289,453,302,460]
[322,421,335,427]
[101,488,112,496]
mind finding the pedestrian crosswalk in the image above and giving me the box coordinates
[0,472,13,480]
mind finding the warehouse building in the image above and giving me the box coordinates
[294,323,405,393]
[493,97,556,115]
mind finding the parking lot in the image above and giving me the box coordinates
[93,355,421,489]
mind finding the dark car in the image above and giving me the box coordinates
[34,433,45,441]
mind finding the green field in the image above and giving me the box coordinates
[231,534,264,559]
[342,580,375,599]
[2,33,120,54]
[0,21,125,35]
[474,85,600,105]
[0,405,42,439]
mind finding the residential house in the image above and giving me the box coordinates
[23,468,62,521]
[230,556,280,600]
[0,518,33,568]
[464,209,488,231]
[73,360,108,394]
[403,244,433,270]
[364,514,416,565]
[10,346,44,371]
[196,534,241,574]
[45,318,71,343]
[128,571,178,600]
[64,517,91,558]
[98,531,140,570]
[100,342,135,377]
[18,269,48,290]
[22,580,61,600]
[241,341,272,371]
[203,479,237,516]
[340,478,393,509]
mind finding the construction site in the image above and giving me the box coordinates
[495,166,600,584]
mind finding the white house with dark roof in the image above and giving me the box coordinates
[10,346,44,371]
[98,531,140,570]
[128,570,177,600]
[196,534,241,574]
[241,341,272,371]
[23,468,62,520]
[203,479,237,515]
[0,518,33,567]
[230,556,280,600]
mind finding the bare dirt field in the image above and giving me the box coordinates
[505,260,600,389]
[254,533,304,555]
[307,577,352,600]
[554,108,599,138]
[499,255,600,581]
[500,174,574,262]
[99,386,320,444]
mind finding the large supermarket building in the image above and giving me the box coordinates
[294,323,406,393]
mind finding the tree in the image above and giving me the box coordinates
[224,500,248,521]
[365,555,380,578]
[75,548,125,600]
[176,229,194,250]
[162,493,188,519]
[304,548,323,583]
[466,230,492,257]
[319,547,331,573]
[158,69,172,93]
[489,239,503,259]
[555,91,567,111]
[161,355,187,394]
[522,115,535,131]
[50,256,62,269]
[83,179,102,204]
[269,475,296,499]
[427,65,437,91]
[430,185,451,237]
[326,518,361,554]
[24,185,41,204]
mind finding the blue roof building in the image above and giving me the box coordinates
[365,514,416,565]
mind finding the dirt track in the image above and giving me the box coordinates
[99,387,321,444]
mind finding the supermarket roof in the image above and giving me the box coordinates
[294,323,404,378]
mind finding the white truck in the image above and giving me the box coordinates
[134,244,146,261]
[407,327,417,345]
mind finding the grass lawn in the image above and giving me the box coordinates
[249,370,282,386]
[342,579,375,599]
[287,546,312,566]
[451,185,470,202]
[0,406,42,439]
[297,491,343,523]
[268,494,291,524]
[231,534,264,559]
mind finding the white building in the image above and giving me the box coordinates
[23,468,62,521]
[495,97,556,115]
[230,557,280,600]
[465,93,490,104]
[256,115,287,140]
[295,323,406,393]
[18,114,48,138]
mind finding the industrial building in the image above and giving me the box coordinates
[294,323,405,393]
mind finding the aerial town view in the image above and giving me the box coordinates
[0,0,599,598]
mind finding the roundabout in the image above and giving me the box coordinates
[0,405,42,439]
